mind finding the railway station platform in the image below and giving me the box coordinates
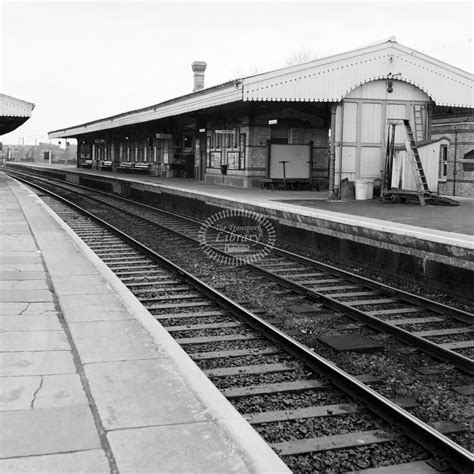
[5,163,474,300]
[0,173,289,473]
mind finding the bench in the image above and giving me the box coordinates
[81,159,93,168]
[261,178,285,190]
[100,160,113,170]
[292,178,312,190]
[133,162,151,174]
[118,162,134,173]
[261,178,313,191]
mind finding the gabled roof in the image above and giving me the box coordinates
[242,37,473,106]
[0,94,35,117]
[49,37,473,138]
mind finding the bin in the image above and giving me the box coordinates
[354,179,374,200]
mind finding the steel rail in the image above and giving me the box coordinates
[9,169,473,374]
[6,167,472,323]
[10,173,474,473]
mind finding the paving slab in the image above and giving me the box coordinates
[108,422,251,473]
[69,320,164,363]
[34,374,88,409]
[85,359,207,430]
[0,262,46,273]
[0,251,42,264]
[34,235,85,251]
[51,274,113,296]
[0,351,76,376]
[0,375,41,411]
[0,270,47,280]
[0,313,62,331]
[0,289,54,302]
[58,293,133,322]
[0,302,56,316]
[41,249,99,276]
[0,450,109,474]
[0,236,37,252]
[0,373,87,410]
[0,279,49,290]
[0,405,100,458]
[0,223,31,234]
[0,330,69,351]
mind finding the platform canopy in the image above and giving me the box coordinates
[242,37,473,106]
[49,37,473,139]
[0,94,35,136]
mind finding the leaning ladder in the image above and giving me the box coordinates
[386,119,430,206]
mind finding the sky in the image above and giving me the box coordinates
[1,0,472,145]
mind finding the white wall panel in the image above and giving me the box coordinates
[361,103,383,143]
[360,147,383,178]
[270,145,310,179]
[342,102,358,143]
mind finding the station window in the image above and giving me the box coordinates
[439,145,448,179]
[183,133,193,149]
[207,128,241,169]
[271,127,288,144]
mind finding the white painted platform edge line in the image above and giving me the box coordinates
[191,193,474,250]
[14,164,473,249]
[18,184,289,473]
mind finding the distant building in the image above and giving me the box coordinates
[3,142,77,164]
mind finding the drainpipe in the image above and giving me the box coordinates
[337,103,345,199]
[328,103,338,199]
[452,126,458,196]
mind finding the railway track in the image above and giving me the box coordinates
[5,170,473,472]
[8,169,473,374]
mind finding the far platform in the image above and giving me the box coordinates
[5,162,473,299]
[6,162,473,236]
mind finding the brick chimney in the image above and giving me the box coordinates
[192,61,207,92]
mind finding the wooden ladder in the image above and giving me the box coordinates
[401,119,430,206]
[385,119,430,206]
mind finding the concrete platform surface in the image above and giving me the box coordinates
[0,173,290,473]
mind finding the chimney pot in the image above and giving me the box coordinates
[192,61,207,92]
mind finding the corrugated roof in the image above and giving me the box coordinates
[242,38,473,106]
[0,94,35,118]
[49,38,473,138]
[49,81,241,138]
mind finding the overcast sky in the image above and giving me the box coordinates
[1,0,472,145]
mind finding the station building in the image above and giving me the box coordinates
[49,38,473,196]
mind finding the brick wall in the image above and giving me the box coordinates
[432,120,474,197]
